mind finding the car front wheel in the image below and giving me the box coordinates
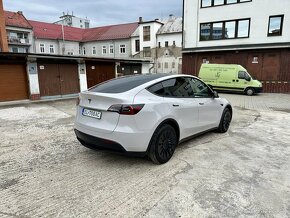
[217,108,232,133]
[245,88,255,96]
[148,124,177,164]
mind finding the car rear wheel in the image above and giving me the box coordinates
[245,88,255,96]
[148,124,177,164]
[217,108,232,133]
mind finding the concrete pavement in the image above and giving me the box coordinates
[0,94,290,217]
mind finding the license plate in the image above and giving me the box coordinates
[82,108,102,119]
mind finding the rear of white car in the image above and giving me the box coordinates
[75,74,170,154]
[74,74,232,163]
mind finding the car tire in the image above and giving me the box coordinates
[148,124,178,164]
[217,108,232,133]
[245,88,255,96]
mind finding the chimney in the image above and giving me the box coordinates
[139,17,143,23]
[169,14,175,21]
[0,0,9,52]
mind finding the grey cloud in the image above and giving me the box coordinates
[3,0,182,27]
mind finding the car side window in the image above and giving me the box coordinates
[238,71,246,79]
[147,82,165,96]
[188,78,212,98]
[162,77,194,98]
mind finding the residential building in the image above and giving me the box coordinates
[54,12,90,29]
[0,0,8,52]
[182,0,290,92]
[30,20,83,55]
[4,11,33,53]
[133,15,183,74]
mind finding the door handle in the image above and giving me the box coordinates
[199,102,204,105]
[172,104,179,107]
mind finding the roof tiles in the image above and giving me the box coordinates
[5,11,32,29]
[29,19,138,42]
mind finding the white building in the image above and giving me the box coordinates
[54,12,90,29]
[182,0,290,93]
[133,15,183,73]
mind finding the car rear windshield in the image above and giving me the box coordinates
[89,74,170,93]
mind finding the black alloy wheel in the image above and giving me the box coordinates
[217,108,232,133]
[149,124,177,164]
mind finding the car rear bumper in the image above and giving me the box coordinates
[75,129,147,157]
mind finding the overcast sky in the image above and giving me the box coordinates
[3,0,182,27]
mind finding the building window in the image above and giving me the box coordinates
[40,44,45,53]
[68,52,74,55]
[143,47,151,57]
[201,0,251,8]
[158,42,161,48]
[49,45,55,54]
[143,26,151,41]
[102,45,107,54]
[173,41,176,46]
[12,47,18,53]
[237,19,250,38]
[164,62,168,69]
[92,46,96,55]
[120,45,126,54]
[268,15,284,36]
[109,45,114,54]
[83,47,86,55]
[172,62,176,68]
[200,18,250,41]
[165,41,169,47]
[158,62,161,68]
[135,40,140,52]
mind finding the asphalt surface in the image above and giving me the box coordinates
[0,93,290,217]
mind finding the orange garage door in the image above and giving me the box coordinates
[0,64,29,102]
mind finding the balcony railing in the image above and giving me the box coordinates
[8,37,30,45]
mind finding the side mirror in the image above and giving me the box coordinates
[213,91,219,98]
[245,77,251,82]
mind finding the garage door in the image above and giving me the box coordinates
[38,63,80,97]
[0,64,29,102]
[86,62,115,88]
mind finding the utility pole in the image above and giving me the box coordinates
[0,0,9,52]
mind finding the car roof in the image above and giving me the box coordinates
[87,73,198,94]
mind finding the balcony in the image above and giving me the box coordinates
[8,37,30,45]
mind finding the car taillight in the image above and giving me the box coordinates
[108,104,144,115]
[76,97,80,106]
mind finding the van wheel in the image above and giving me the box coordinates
[245,88,255,96]
[217,108,232,133]
[148,124,177,164]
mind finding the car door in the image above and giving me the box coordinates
[160,77,200,139]
[237,71,251,91]
[188,77,222,132]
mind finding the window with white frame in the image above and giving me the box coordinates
[92,46,96,55]
[49,45,55,54]
[40,44,45,53]
[109,45,114,54]
[102,45,107,54]
[120,44,126,54]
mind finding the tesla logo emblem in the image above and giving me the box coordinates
[88,99,92,104]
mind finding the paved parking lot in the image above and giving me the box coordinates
[0,93,290,217]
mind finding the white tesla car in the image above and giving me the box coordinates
[74,74,232,164]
